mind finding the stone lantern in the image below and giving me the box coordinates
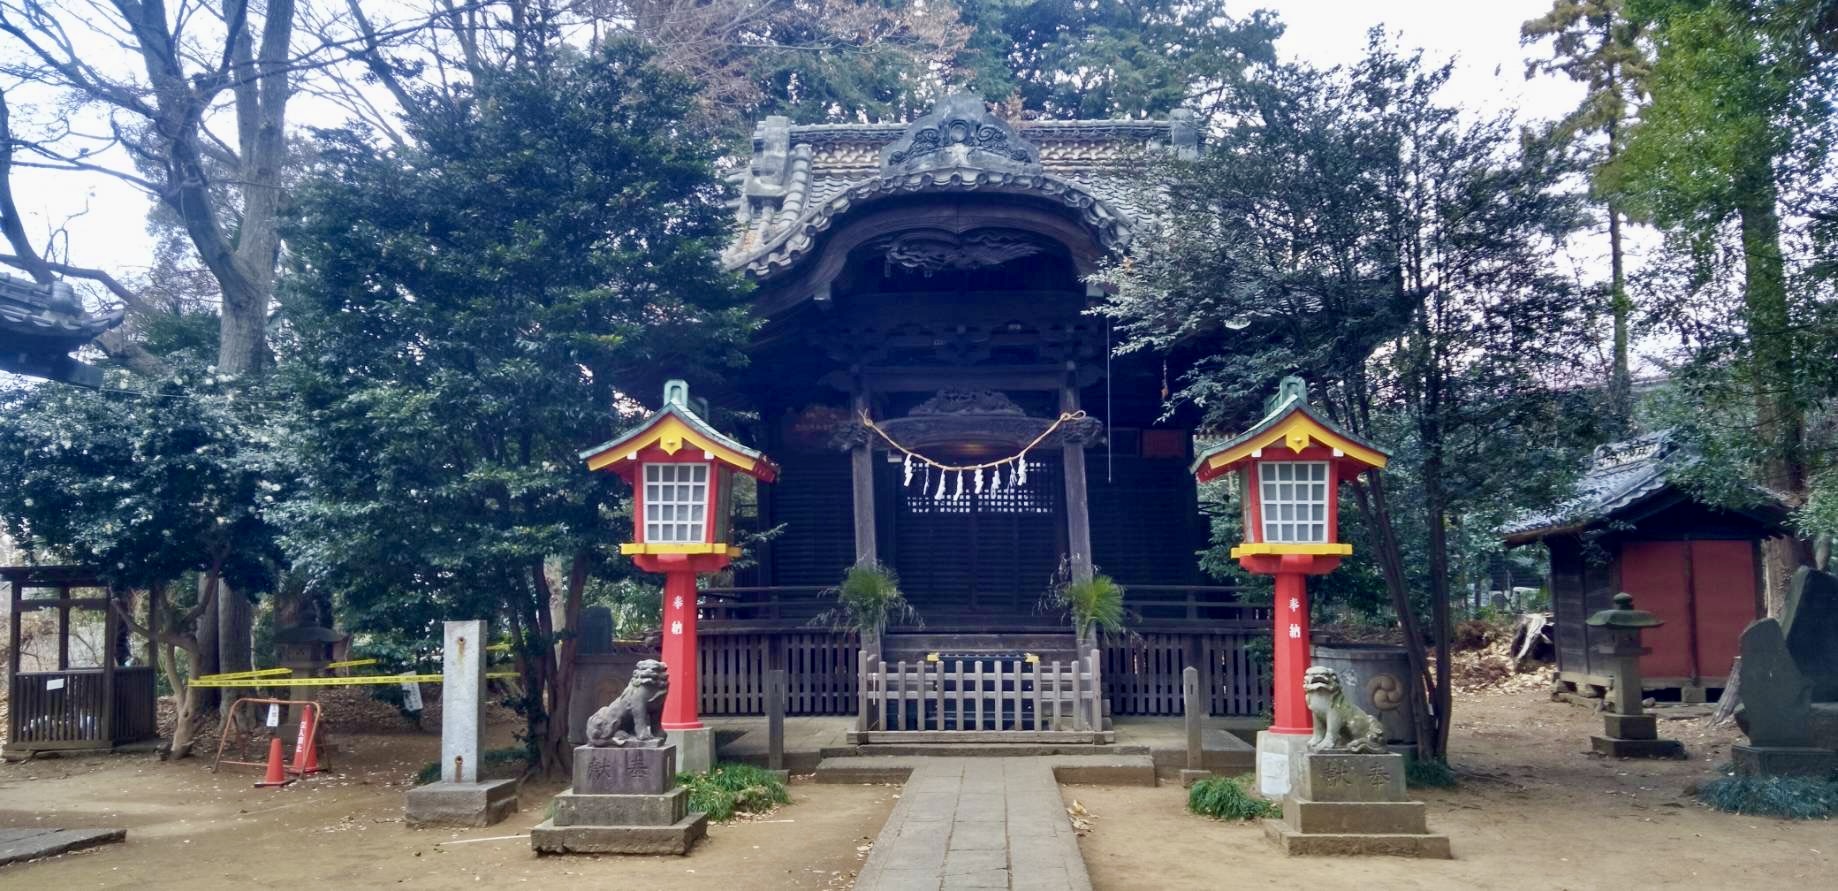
[1586,593,1685,758]
[1191,376,1391,796]
[578,379,778,772]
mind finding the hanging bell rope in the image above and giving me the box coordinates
[857,410,1089,473]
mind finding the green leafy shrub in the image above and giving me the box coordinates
[1187,775,1278,821]
[1696,774,1838,819]
[1406,757,1459,788]
[1053,575,1127,640]
[819,562,917,633]
[677,763,791,822]
[413,746,529,785]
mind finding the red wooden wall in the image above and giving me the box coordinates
[1618,540,1758,683]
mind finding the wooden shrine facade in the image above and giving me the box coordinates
[4,565,158,758]
[692,94,1271,723]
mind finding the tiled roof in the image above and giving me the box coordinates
[725,93,1196,281]
[1499,430,1786,542]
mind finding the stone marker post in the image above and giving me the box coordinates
[1180,666,1209,787]
[443,620,482,783]
[405,620,519,827]
[767,668,786,774]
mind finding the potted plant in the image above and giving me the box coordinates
[818,562,916,657]
[1044,567,1127,651]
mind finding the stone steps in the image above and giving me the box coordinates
[821,742,1151,759]
[814,753,1157,786]
[1263,821,1453,858]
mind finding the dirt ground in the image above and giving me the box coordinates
[3,687,1832,890]
[1071,688,1834,890]
[0,726,893,890]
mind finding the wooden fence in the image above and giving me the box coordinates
[1103,627,1271,717]
[697,628,857,717]
[6,667,156,749]
[849,649,1111,743]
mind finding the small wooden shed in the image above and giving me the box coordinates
[1502,433,1785,702]
[4,565,159,758]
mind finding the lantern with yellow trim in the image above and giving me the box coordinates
[1192,376,1388,573]
[1190,376,1389,751]
[579,379,778,734]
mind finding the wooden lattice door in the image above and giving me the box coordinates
[888,454,1063,626]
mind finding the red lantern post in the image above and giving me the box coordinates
[1192,376,1389,794]
[579,380,777,768]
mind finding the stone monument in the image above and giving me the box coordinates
[1587,594,1686,759]
[532,659,709,855]
[405,620,519,826]
[1265,666,1451,858]
[1732,568,1838,778]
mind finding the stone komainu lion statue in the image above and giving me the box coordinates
[586,659,669,748]
[1303,665,1389,754]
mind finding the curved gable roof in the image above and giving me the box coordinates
[725,93,1196,283]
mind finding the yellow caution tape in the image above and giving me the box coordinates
[193,667,294,682]
[187,671,522,688]
[326,658,379,670]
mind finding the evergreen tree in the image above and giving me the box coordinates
[1612,0,1836,602]
[1522,0,1650,431]
[1097,34,1595,759]
[275,41,752,772]
[954,0,1282,118]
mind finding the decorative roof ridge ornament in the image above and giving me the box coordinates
[0,272,126,388]
[880,91,1042,176]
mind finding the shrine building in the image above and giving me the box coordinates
[687,94,1271,725]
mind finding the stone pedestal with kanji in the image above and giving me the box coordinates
[1264,753,1451,858]
[531,743,708,856]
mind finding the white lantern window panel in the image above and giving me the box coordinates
[1259,461,1329,543]
[644,463,709,543]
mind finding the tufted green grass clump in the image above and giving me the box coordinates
[1696,774,1838,820]
[1406,757,1459,789]
[1187,775,1279,821]
[677,763,792,822]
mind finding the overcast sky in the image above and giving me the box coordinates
[8,0,1592,303]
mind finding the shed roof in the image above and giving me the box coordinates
[724,92,1196,282]
[1499,430,1786,544]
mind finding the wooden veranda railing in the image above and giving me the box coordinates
[691,583,1273,720]
[849,649,1112,744]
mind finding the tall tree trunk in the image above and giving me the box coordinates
[1604,56,1633,434]
[1422,450,1454,759]
[1350,476,1440,757]
[542,556,589,774]
[1607,203,1632,430]
[1737,171,1810,614]
[1340,377,1443,759]
[195,575,221,712]
[165,640,209,758]
[217,581,253,707]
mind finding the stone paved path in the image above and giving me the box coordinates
[0,828,126,867]
[853,758,1091,891]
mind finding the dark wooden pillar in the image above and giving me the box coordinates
[850,387,878,566]
[850,387,882,660]
[1060,379,1094,585]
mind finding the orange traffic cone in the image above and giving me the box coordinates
[255,736,293,787]
[289,705,322,777]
